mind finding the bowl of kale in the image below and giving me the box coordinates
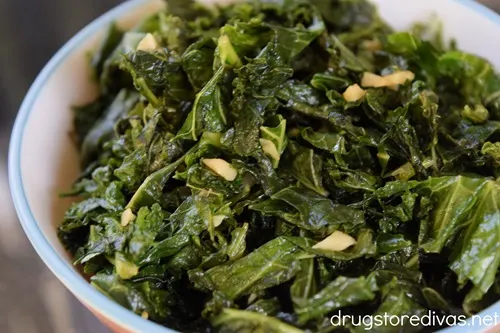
[10,0,500,332]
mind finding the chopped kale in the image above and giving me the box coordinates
[59,0,500,331]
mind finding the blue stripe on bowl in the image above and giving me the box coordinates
[8,0,500,332]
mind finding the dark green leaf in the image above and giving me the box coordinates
[250,186,365,236]
[181,37,216,92]
[296,273,378,324]
[175,66,229,141]
[189,237,304,299]
[81,90,140,166]
[212,308,304,333]
[286,142,329,196]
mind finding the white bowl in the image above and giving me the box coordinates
[9,0,500,332]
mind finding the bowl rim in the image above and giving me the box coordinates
[8,0,500,332]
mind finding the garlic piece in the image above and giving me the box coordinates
[312,231,356,252]
[361,72,386,88]
[202,158,237,181]
[115,256,139,280]
[136,33,159,52]
[121,208,136,227]
[259,138,280,161]
[343,84,366,102]
[203,215,226,228]
[362,39,382,51]
[211,215,226,228]
[361,71,415,88]
[382,70,415,86]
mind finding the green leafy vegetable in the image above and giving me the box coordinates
[175,66,229,140]
[250,186,365,236]
[296,273,379,324]
[260,115,288,168]
[59,0,500,331]
[189,237,304,299]
[212,308,303,333]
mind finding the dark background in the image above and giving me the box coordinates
[0,1,499,332]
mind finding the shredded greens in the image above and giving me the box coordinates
[59,0,500,331]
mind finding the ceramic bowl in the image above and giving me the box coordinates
[9,0,500,332]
